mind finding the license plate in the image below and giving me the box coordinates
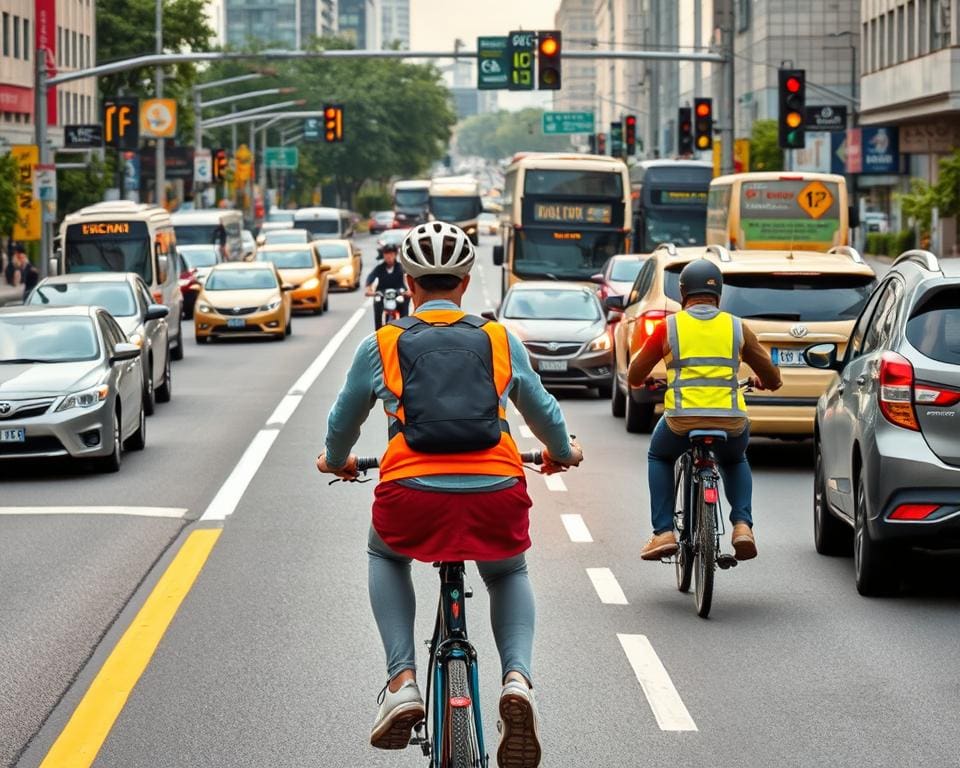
[0,428,25,442]
[772,347,805,367]
[227,318,246,329]
[540,360,568,372]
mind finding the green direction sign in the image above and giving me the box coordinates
[477,36,510,90]
[264,146,299,170]
[304,117,321,142]
[542,111,595,135]
[508,30,535,91]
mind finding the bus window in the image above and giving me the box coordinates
[524,170,623,197]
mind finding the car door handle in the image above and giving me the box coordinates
[837,384,845,395]
[856,375,867,386]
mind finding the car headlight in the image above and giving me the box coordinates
[197,302,215,314]
[587,333,612,352]
[301,276,320,290]
[260,299,282,311]
[57,385,109,412]
[338,264,354,275]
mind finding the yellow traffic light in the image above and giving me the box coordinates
[786,111,803,128]
[323,104,343,143]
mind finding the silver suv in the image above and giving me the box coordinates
[805,250,960,595]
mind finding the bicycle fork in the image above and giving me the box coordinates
[695,466,738,571]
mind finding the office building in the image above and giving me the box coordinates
[553,0,596,115]
[225,0,335,49]
[380,0,408,49]
[338,0,379,49]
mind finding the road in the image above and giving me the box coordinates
[3,234,959,768]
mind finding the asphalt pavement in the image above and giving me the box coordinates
[4,236,960,768]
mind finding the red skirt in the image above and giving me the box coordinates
[372,480,533,562]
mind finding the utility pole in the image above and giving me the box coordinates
[717,0,735,174]
[34,53,51,276]
[155,0,165,207]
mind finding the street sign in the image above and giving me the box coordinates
[542,111,595,134]
[508,31,536,91]
[805,105,847,132]
[264,146,299,170]
[64,124,103,149]
[34,163,56,202]
[194,148,212,184]
[711,139,751,176]
[797,180,834,220]
[304,117,321,141]
[12,145,40,241]
[477,36,510,90]
[140,98,177,138]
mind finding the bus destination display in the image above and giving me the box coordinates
[652,190,707,206]
[533,202,613,225]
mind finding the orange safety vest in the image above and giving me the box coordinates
[375,308,524,483]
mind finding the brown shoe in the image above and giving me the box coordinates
[732,523,757,561]
[641,531,679,561]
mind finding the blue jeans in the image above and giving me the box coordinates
[647,418,753,534]
[367,527,535,684]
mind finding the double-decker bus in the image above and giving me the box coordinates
[494,153,631,296]
[629,159,712,253]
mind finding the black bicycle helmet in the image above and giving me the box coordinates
[679,259,723,302]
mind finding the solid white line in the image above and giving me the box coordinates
[200,429,280,521]
[617,634,698,732]
[519,424,534,439]
[266,394,303,426]
[288,303,370,395]
[586,568,629,605]
[560,513,592,542]
[0,506,188,519]
[509,402,521,416]
[544,473,568,492]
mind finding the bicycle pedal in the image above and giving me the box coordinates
[716,554,738,570]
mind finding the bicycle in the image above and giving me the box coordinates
[348,449,546,767]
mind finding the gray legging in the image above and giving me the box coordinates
[367,526,535,684]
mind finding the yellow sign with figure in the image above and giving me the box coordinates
[12,144,40,241]
[797,181,834,220]
[140,98,178,138]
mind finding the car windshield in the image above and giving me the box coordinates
[27,281,138,317]
[663,269,875,322]
[514,229,625,280]
[259,249,314,269]
[642,210,706,249]
[264,230,309,245]
[205,269,277,291]
[503,289,600,321]
[0,315,100,363]
[610,259,643,282]
[179,247,219,269]
[381,230,410,245]
[373,212,393,221]
[907,289,960,365]
[267,210,295,223]
[297,218,339,236]
[318,243,350,260]
[524,170,623,196]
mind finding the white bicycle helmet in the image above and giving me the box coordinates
[399,221,476,279]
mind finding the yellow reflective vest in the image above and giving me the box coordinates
[664,305,747,418]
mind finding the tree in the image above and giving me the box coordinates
[456,109,573,161]
[749,119,783,172]
[56,154,115,221]
[0,153,19,238]
[898,149,960,240]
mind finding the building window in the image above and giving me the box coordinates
[2,13,8,57]
[736,0,750,32]
[23,18,29,61]
[919,0,929,55]
[13,15,20,58]
[908,0,916,59]
[57,25,62,65]
[933,0,950,50]
[897,5,905,62]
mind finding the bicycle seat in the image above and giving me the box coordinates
[688,429,729,443]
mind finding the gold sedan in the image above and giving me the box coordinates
[257,243,332,315]
[194,262,293,343]
[315,238,363,291]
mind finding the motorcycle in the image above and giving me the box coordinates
[375,289,408,326]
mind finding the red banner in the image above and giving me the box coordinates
[34,0,57,125]
[845,128,862,175]
[0,85,33,115]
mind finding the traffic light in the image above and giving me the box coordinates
[537,30,561,90]
[597,132,607,155]
[323,104,344,143]
[212,149,228,181]
[778,69,806,149]
[588,134,597,153]
[103,98,139,150]
[678,107,693,155]
[625,114,637,156]
[693,98,713,151]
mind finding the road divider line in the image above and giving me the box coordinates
[267,394,303,427]
[200,429,279,521]
[39,529,222,768]
[0,506,188,518]
[288,303,370,395]
[561,513,592,542]
[617,634,698,732]
[544,474,567,492]
[509,403,521,416]
[586,568,629,605]
[519,424,534,439]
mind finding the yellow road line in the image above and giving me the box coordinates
[40,528,222,768]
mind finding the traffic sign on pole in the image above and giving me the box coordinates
[193,148,212,183]
[264,146,299,170]
[542,111,595,134]
[477,36,510,90]
[508,31,536,91]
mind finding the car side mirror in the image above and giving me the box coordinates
[492,245,504,266]
[318,263,332,272]
[111,342,141,363]
[604,295,625,312]
[481,309,497,321]
[145,304,170,321]
[803,343,841,371]
[589,273,605,285]
[606,311,621,323]
[281,283,294,292]
[48,257,59,276]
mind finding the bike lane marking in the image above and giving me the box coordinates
[617,634,698,732]
[560,513,593,542]
[0,506,187,518]
[586,567,629,604]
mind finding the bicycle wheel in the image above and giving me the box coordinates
[694,478,717,618]
[674,457,694,593]
[444,658,480,768]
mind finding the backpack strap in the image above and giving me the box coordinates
[388,316,424,331]
[456,314,489,329]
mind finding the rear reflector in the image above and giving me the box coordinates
[889,503,939,521]
[449,696,472,708]
[703,487,719,504]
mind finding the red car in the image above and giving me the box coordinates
[368,210,395,234]
[591,254,647,304]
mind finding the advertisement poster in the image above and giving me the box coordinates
[34,0,57,125]
[12,145,41,241]
[739,178,841,251]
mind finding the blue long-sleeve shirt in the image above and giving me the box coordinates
[325,299,572,490]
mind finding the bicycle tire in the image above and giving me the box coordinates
[674,457,693,593]
[694,477,717,618]
[445,658,480,768]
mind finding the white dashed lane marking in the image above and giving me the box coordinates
[560,513,592,542]
[519,424,534,439]
[618,634,698,732]
[586,567,629,605]
[544,473,568,492]
[0,506,188,518]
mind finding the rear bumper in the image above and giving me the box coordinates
[291,286,323,310]
[194,307,285,338]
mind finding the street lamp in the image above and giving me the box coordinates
[828,31,858,127]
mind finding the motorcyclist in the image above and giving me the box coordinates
[364,243,409,330]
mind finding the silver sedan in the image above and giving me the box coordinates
[0,305,145,472]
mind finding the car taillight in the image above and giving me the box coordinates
[878,351,919,430]
[638,310,672,344]
[888,503,939,521]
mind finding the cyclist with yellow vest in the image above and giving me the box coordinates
[317,221,582,767]
[628,259,782,562]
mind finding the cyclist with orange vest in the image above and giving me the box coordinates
[317,221,582,767]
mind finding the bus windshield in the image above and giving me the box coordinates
[430,197,482,221]
[174,224,224,246]
[395,189,429,208]
[64,223,152,282]
[514,229,624,280]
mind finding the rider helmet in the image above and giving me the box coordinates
[399,221,475,279]
[679,259,723,303]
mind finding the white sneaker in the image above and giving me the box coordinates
[496,680,542,767]
[370,679,425,750]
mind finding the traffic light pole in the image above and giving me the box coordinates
[718,0,736,174]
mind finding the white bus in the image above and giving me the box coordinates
[170,209,244,262]
[293,207,355,240]
[58,201,184,358]
[391,179,431,227]
[429,176,483,244]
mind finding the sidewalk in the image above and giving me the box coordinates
[0,283,23,305]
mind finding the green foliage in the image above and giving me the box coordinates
[865,230,916,258]
[355,189,392,217]
[898,149,960,239]
[57,154,115,220]
[749,120,783,172]
[898,177,936,236]
[0,153,19,237]
[455,109,573,161]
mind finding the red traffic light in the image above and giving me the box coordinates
[786,76,802,93]
[695,102,711,118]
[625,115,637,127]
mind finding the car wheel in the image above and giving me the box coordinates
[854,466,899,596]
[286,315,293,335]
[171,320,185,360]
[625,390,655,434]
[610,363,626,418]
[814,438,851,555]
[156,353,172,403]
[596,382,613,399]
[98,407,122,473]
[323,294,329,312]
[125,401,146,451]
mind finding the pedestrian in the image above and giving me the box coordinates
[11,244,39,298]
[3,243,17,286]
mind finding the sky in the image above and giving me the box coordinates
[410,0,561,111]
